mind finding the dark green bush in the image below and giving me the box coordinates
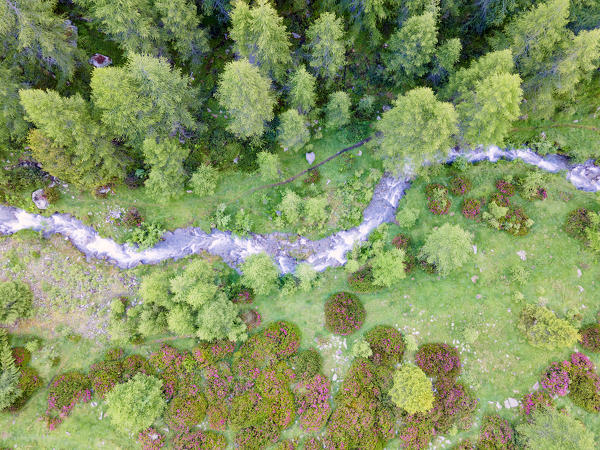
[347,265,376,292]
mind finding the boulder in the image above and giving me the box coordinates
[89,53,112,68]
[306,152,315,165]
[32,189,48,210]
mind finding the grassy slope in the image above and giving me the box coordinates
[2,160,600,448]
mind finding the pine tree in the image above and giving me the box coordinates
[0,329,21,411]
[216,59,275,138]
[20,89,124,187]
[288,66,316,114]
[230,0,291,81]
[305,12,346,82]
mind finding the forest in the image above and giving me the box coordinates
[1,0,600,448]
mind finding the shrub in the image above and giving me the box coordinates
[477,415,516,449]
[430,381,477,433]
[173,430,227,450]
[495,179,515,196]
[489,192,510,207]
[503,207,534,236]
[105,373,166,433]
[193,340,235,367]
[518,304,580,350]
[425,183,451,215]
[46,371,91,429]
[364,325,405,366]
[389,364,434,414]
[398,413,435,449]
[567,353,600,413]
[43,185,60,204]
[419,224,473,276]
[347,265,376,292]
[296,373,331,432]
[371,248,406,287]
[540,362,570,396]
[240,253,280,296]
[449,176,472,196]
[580,324,600,352]
[88,359,123,398]
[263,321,301,359]
[127,222,165,250]
[415,343,461,381]
[520,390,553,416]
[516,407,596,450]
[324,292,366,335]
[9,366,43,411]
[350,338,373,359]
[121,207,143,227]
[565,208,591,240]
[189,164,219,196]
[138,427,166,450]
[462,198,482,219]
[296,263,318,292]
[291,349,323,380]
[392,234,410,250]
[519,171,547,200]
[0,281,33,326]
[167,393,208,431]
[396,207,420,229]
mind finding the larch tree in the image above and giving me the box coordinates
[0,66,28,150]
[457,72,523,146]
[374,87,457,171]
[429,38,461,85]
[325,91,351,129]
[19,89,124,187]
[216,59,275,139]
[90,54,197,149]
[0,0,82,78]
[384,12,438,86]
[288,66,316,114]
[277,109,310,152]
[230,0,291,81]
[154,0,209,66]
[75,0,163,55]
[142,137,189,202]
[305,12,346,82]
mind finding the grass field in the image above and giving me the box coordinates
[2,159,600,448]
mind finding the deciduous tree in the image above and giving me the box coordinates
[389,364,434,414]
[240,253,279,296]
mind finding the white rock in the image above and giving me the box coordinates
[577,268,582,278]
[333,373,338,381]
[532,382,539,391]
[473,245,477,254]
[32,189,48,210]
[517,250,527,260]
[508,397,519,408]
[89,53,112,68]
[306,152,316,164]
[496,402,502,409]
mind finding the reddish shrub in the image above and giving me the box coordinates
[425,183,451,215]
[415,343,461,381]
[430,381,478,433]
[565,208,591,239]
[167,394,208,431]
[138,427,165,450]
[462,198,482,219]
[495,179,516,196]
[364,325,405,366]
[46,371,91,429]
[173,430,227,450]
[580,324,600,352]
[477,415,516,449]
[520,390,553,416]
[449,176,472,196]
[540,361,570,396]
[324,292,366,335]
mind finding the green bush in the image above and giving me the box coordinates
[291,348,323,380]
[106,373,166,433]
[347,265,377,292]
[189,164,219,197]
[389,364,434,414]
[127,222,165,250]
[518,304,580,350]
[0,281,33,326]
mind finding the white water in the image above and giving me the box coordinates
[0,146,598,273]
